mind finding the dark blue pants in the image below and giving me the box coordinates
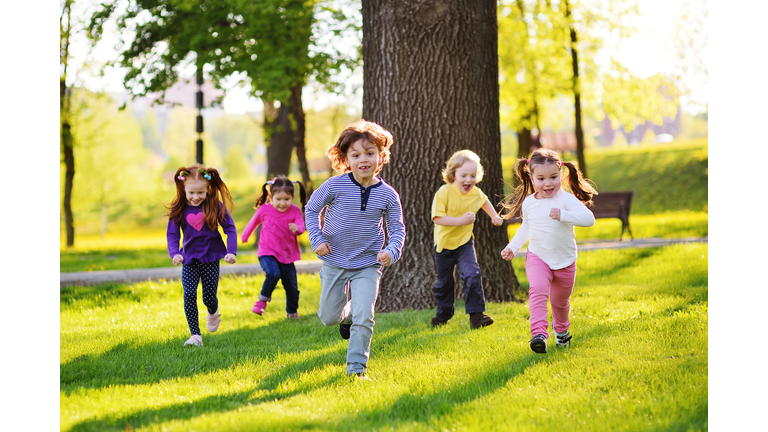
[433,238,486,321]
[258,255,300,314]
[181,261,220,336]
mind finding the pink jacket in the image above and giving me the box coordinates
[241,203,305,264]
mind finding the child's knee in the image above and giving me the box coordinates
[317,309,341,326]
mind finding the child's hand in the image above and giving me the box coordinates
[491,215,503,226]
[315,242,332,257]
[500,247,514,261]
[461,212,476,225]
[549,208,561,221]
[224,253,237,264]
[172,255,184,266]
[377,250,392,267]
[288,222,298,233]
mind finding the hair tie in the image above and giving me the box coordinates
[177,175,185,181]
[526,159,531,164]
[198,169,211,180]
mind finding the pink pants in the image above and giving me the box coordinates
[525,251,577,338]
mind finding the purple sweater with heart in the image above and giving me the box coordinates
[167,205,238,264]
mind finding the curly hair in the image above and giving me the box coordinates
[326,120,394,174]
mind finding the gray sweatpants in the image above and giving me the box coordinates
[316,262,382,375]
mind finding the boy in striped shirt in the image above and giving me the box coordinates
[305,120,406,379]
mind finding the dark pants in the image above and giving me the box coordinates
[433,238,486,321]
[258,255,300,314]
[181,261,220,336]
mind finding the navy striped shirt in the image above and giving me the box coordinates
[305,173,406,269]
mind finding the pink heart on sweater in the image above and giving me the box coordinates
[187,212,205,231]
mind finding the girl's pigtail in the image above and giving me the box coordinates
[295,181,307,213]
[254,183,270,209]
[501,158,534,220]
[165,166,190,226]
[562,161,597,207]
[200,167,234,230]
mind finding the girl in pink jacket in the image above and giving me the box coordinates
[241,176,307,318]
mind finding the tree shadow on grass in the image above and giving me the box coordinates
[60,283,143,309]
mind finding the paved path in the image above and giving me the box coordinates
[60,237,707,287]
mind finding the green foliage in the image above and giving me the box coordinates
[60,244,707,431]
[602,61,680,130]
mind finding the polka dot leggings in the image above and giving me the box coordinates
[181,261,220,336]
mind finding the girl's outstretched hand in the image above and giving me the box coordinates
[549,208,561,221]
[500,247,514,261]
[224,253,237,264]
[377,251,392,266]
[315,242,332,257]
[288,222,298,233]
[172,254,184,266]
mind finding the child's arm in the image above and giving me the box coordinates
[481,198,504,226]
[379,193,406,266]
[241,207,265,243]
[501,203,530,260]
[304,182,333,254]
[221,209,238,264]
[551,194,596,227]
[289,206,306,235]
[166,218,184,265]
[433,213,476,226]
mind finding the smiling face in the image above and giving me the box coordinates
[185,179,208,207]
[346,138,381,185]
[530,163,561,198]
[271,190,293,213]
[453,160,478,194]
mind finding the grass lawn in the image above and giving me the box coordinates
[61,243,707,431]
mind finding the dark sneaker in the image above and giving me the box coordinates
[555,331,572,347]
[530,334,548,353]
[469,312,494,329]
[339,323,351,340]
[431,317,449,328]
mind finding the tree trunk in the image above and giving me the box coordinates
[290,84,313,195]
[564,0,587,177]
[61,0,75,247]
[362,0,521,313]
[264,100,295,179]
[62,121,75,247]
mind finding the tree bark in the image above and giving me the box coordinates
[564,0,587,177]
[264,99,295,179]
[61,0,75,247]
[290,84,313,195]
[362,0,521,313]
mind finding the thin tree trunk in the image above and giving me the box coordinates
[61,0,75,247]
[564,0,587,177]
[363,0,521,312]
[264,99,295,179]
[290,84,313,195]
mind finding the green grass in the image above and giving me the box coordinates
[61,243,707,431]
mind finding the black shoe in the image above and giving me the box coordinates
[469,312,494,329]
[339,323,351,340]
[530,334,548,353]
[430,317,449,328]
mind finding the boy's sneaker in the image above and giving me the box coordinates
[184,335,203,347]
[252,300,267,315]
[469,312,494,329]
[286,312,300,319]
[206,309,221,332]
[529,334,548,353]
[555,331,572,347]
[339,323,351,340]
[431,317,449,328]
[349,372,370,381]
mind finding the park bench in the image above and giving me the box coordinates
[504,191,634,241]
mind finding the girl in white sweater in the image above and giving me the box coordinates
[501,148,598,354]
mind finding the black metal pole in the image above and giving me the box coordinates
[195,69,204,164]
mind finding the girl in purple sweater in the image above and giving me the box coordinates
[241,176,307,319]
[166,164,238,347]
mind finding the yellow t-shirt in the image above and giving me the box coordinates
[431,183,488,252]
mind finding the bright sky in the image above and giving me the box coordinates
[65,0,707,115]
